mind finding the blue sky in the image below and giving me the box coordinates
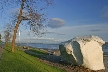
[0,0,108,43]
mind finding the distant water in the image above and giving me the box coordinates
[102,42,108,52]
[20,43,59,49]
[103,49,108,52]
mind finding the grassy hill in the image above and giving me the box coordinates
[0,44,65,72]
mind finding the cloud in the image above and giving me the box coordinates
[46,24,108,41]
[48,18,65,28]
[90,29,101,32]
[101,5,108,20]
[16,37,65,44]
[15,24,108,43]
[46,32,66,35]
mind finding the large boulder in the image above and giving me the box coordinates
[59,35,105,70]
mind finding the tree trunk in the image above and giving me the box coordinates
[11,21,21,52]
[11,0,25,52]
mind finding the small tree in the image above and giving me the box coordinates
[0,34,1,42]
[0,0,53,52]
[3,24,13,44]
[4,31,12,44]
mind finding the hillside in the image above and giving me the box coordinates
[0,44,65,72]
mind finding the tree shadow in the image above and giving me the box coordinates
[4,48,11,53]
[24,49,68,65]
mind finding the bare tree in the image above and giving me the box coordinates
[3,24,13,44]
[0,34,1,42]
[4,31,12,44]
[0,0,53,52]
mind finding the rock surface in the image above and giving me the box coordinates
[59,35,105,70]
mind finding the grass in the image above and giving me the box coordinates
[22,46,49,58]
[29,48,48,55]
[0,44,66,72]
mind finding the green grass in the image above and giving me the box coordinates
[0,44,66,72]
[29,48,48,55]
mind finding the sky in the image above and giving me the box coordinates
[0,0,108,44]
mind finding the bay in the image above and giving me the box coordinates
[19,43,59,49]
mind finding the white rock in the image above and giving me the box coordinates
[59,35,105,70]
